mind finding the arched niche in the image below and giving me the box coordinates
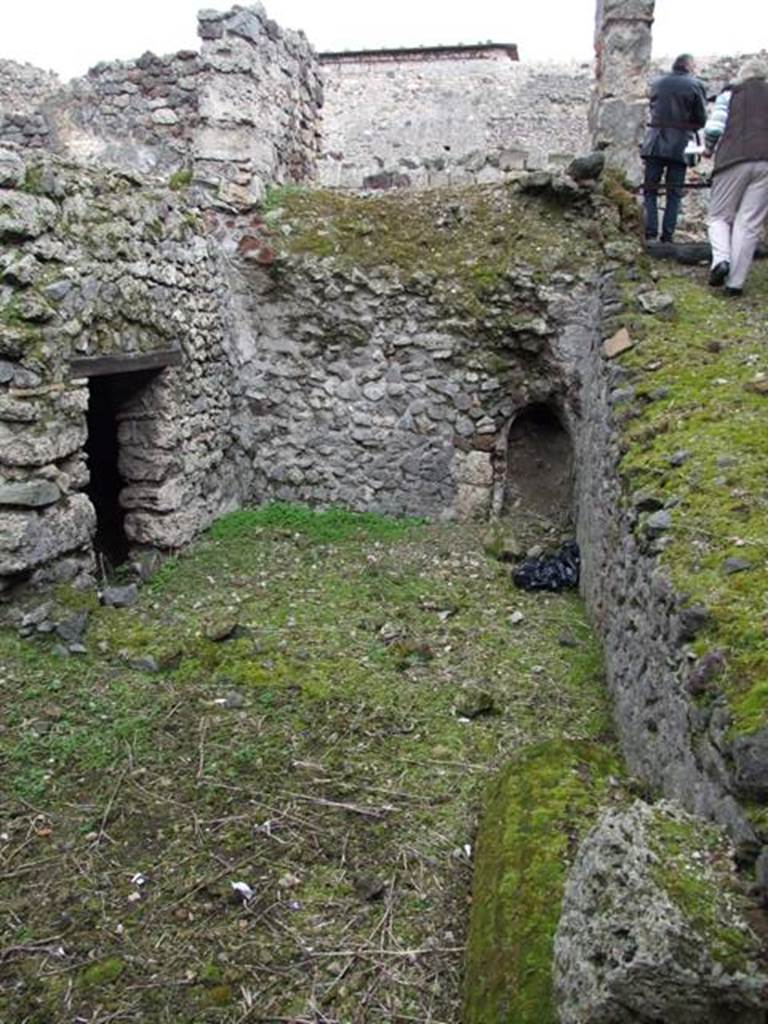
[500,402,574,524]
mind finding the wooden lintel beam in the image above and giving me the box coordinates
[68,349,183,378]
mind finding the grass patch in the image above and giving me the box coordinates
[207,501,425,544]
[616,261,768,735]
[0,510,613,1023]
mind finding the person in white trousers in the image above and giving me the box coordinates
[704,58,768,296]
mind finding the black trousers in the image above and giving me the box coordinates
[643,158,687,242]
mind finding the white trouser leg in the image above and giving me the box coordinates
[728,161,768,289]
[707,163,748,268]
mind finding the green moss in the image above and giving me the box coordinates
[600,168,643,234]
[649,809,760,972]
[265,184,602,320]
[617,263,768,736]
[81,958,125,987]
[205,501,425,545]
[463,740,621,1023]
[168,168,193,191]
[199,984,233,1007]
[21,164,45,195]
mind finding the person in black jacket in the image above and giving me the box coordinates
[640,54,708,242]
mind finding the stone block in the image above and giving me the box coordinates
[0,147,25,188]
[0,191,57,240]
[0,480,60,507]
[0,494,95,576]
[555,800,768,1024]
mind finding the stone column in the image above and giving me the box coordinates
[590,0,655,184]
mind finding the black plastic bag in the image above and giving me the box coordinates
[512,541,580,592]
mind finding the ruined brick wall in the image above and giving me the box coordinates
[590,0,655,185]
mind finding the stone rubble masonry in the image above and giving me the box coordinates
[575,265,759,856]
[318,51,593,189]
[590,0,656,185]
[0,144,240,591]
[223,249,577,522]
[0,4,323,209]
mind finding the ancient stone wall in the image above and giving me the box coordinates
[224,252,574,519]
[0,60,61,152]
[0,145,240,591]
[319,52,592,189]
[0,5,324,208]
[573,266,757,853]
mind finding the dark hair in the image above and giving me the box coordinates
[672,53,694,73]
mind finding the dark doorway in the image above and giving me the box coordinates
[503,403,573,522]
[85,370,157,572]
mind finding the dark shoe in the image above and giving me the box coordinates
[709,261,730,287]
[660,235,673,243]
[724,286,743,297]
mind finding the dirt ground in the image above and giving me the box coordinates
[0,505,610,1023]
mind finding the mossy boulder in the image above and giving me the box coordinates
[554,800,767,1023]
[463,739,622,1023]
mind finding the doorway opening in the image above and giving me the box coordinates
[85,369,158,572]
[502,403,574,525]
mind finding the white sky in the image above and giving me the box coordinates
[3,1,764,81]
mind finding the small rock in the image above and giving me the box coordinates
[722,557,753,575]
[352,875,387,902]
[668,450,691,468]
[558,630,579,648]
[687,649,726,696]
[101,584,139,608]
[732,727,768,800]
[745,374,768,396]
[21,601,53,628]
[566,151,605,182]
[677,604,711,644]
[0,147,25,188]
[55,611,89,644]
[632,489,664,512]
[68,643,87,655]
[602,327,633,359]
[637,290,675,317]
[645,510,672,534]
[455,689,498,720]
[508,611,525,625]
[716,455,738,469]
[205,617,238,642]
[526,544,544,559]
[131,655,159,673]
[223,691,245,709]
[0,480,61,508]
